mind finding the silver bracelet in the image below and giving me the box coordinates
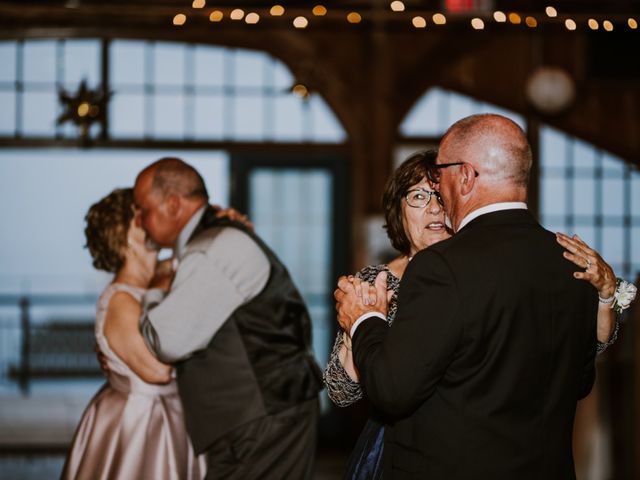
[598,293,615,304]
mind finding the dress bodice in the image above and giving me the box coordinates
[95,283,176,395]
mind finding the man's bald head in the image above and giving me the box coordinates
[133,157,209,247]
[140,157,209,201]
[441,114,532,187]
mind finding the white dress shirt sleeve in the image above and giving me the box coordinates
[350,312,387,338]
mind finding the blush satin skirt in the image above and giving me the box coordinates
[61,373,205,480]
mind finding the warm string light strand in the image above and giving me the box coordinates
[171,3,638,32]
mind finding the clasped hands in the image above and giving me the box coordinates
[334,271,393,336]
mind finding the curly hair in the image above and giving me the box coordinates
[84,188,135,273]
[382,149,437,256]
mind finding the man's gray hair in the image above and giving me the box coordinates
[150,157,209,200]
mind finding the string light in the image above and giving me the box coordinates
[565,19,576,30]
[192,0,205,8]
[292,84,309,98]
[545,6,557,18]
[525,16,537,28]
[412,16,426,28]
[471,18,485,30]
[390,1,405,12]
[312,5,327,16]
[293,16,308,28]
[603,20,613,31]
[509,13,522,25]
[230,9,244,20]
[209,10,223,22]
[347,12,362,24]
[588,18,598,30]
[173,13,186,26]
[270,5,285,16]
[493,11,506,23]
[245,12,260,24]
[629,18,638,29]
[432,13,446,25]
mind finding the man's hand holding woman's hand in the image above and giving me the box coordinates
[334,271,391,335]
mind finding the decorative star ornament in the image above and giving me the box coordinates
[57,79,111,142]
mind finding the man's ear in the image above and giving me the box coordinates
[164,193,181,216]
[460,163,476,196]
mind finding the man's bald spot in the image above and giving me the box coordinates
[142,157,209,200]
[442,114,532,186]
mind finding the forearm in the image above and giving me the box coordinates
[596,302,617,344]
[323,331,363,407]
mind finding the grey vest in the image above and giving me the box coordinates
[175,207,323,453]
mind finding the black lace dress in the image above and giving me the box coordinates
[323,264,400,480]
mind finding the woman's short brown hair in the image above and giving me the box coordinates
[382,149,437,256]
[84,188,135,273]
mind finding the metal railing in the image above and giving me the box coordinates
[0,293,100,395]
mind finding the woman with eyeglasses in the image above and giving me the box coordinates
[323,149,621,480]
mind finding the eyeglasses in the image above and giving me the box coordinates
[404,188,444,208]
[426,162,479,184]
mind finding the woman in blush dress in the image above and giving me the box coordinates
[323,150,622,480]
[61,187,205,480]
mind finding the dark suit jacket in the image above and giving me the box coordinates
[353,209,598,480]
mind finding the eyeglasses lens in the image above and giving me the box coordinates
[405,189,443,208]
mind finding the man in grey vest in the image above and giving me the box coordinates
[134,157,323,479]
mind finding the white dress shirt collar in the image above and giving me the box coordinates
[175,205,206,260]
[457,202,528,232]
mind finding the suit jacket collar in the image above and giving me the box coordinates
[459,208,539,232]
[457,202,527,232]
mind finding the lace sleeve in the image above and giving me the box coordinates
[322,330,364,407]
[322,264,398,407]
[596,319,620,355]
